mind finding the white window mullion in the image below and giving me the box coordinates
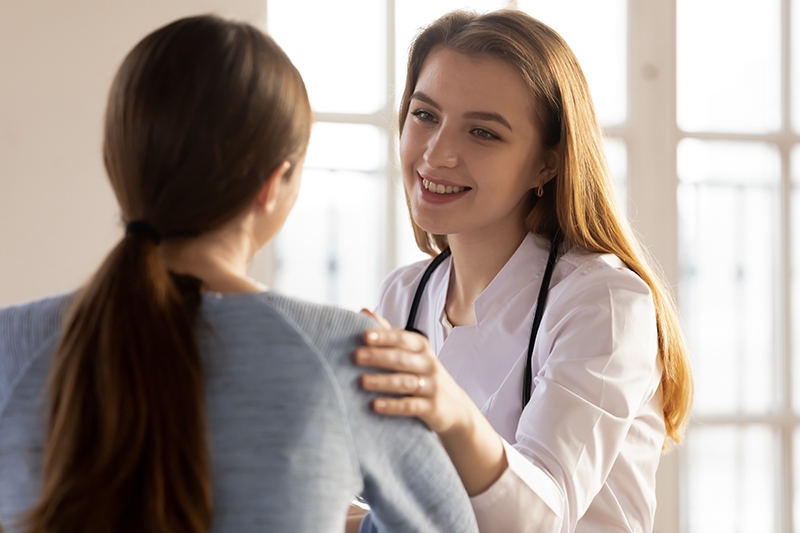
[626,0,679,285]
[384,0,398,276]
[780,0,794,530]
[626,0,680,531]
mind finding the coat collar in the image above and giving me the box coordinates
[433,233,553,327]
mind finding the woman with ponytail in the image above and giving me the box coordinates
[0,16,477,533]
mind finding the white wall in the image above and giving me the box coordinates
[0,0,266,307]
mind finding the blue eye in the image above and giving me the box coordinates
[472,128,500,141]
[410,109,436,122]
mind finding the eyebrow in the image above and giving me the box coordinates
[409,91,513,132]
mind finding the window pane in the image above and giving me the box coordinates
[395,0,506,104]
[518,0,627,127]
[678,140,780,415]
[304,122,382,172]
[273,124,384,311]
[685,425,778,533]
[268,0,385,114]
[677,0,781,133]
[603,137,628,212]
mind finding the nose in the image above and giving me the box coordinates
[423,129,458,169]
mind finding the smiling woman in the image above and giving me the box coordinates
[400,48,553,248]
[354,9,693,533]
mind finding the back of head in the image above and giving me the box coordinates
[106,15,311,235]
[25,15,311,533]
[399,9,692,444]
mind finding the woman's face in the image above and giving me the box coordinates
[400,47,555,241]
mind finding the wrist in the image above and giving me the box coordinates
[438,403,508,496]
[438,391,480,440]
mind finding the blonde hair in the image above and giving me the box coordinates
[399,9,693,445]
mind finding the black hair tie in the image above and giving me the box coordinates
[125,220,161,244]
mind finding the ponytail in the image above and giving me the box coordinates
[26,233,210,533]
[22,15,311,531]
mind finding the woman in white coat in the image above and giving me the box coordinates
[353,9,694,533]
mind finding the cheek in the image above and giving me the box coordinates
[399,130,419,179]
[399,112,426,158]
[399,127,413,162]
[502,153,539,190]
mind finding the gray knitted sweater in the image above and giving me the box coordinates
[0,291,477,532]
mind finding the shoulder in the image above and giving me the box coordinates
[258,292,376,347]
[200,290,383,386]
[0,292,75,411]
[201,291,379,422]
[552,246,653,304]
[199,292,377,386]
[543,246,656,335]
[0,292,75,358]
[0,292,74,337]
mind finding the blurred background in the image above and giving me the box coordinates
[1,0,798,531]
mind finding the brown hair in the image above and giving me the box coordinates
[25,15,311,533]
[399,10,693,445]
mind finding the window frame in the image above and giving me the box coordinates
[642,0,798,530]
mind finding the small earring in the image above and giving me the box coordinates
[536,184,544,197]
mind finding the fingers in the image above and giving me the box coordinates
[372,396,433,417]
[361,372,431,396]
[354,346,435,375]
[364,328,429,353]
[359,308,392,329]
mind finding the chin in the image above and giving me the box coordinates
[411,215,452,237]
[409,201,464,236]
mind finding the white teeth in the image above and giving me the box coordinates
[422,178,467,195]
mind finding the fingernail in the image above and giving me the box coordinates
[356,349,370,363]
[374,399,387,410]
[365,330,379,342]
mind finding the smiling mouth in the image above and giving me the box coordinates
[422,178,470,195]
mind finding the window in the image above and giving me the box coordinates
[260,1,798,531]
[676,0,799,531]
[260,0,628,311]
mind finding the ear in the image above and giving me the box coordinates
[534,147,560,188]
[255,161,292,215]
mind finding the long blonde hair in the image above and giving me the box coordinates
[399,9,693,445]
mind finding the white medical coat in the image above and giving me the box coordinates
[375,233,665,533]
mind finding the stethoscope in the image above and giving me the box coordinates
[404,239,560,410]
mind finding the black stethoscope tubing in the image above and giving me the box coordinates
[405,239,560,410]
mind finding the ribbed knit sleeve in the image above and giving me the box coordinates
[0,294,72,415]
[263,293,478,533]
